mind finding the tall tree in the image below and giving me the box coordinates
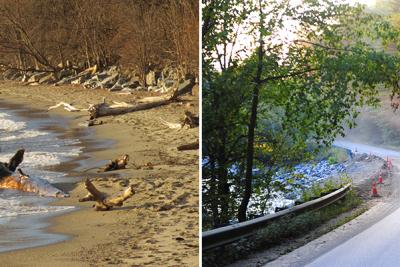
[203,0,400,226]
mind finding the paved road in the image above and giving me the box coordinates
[308,142,400,267]
[264,141,400,267]
[333,140,400,158]
[306,196,400,266]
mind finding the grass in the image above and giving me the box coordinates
[300,176,351,202]
[315,146,349,164]
[203,189,367,267]
[327,206,369,232]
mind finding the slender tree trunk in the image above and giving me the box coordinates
[34,58,39,70]
[58,45,65,68]
[238,1,264,222]
[84,39,91,68]
[217,129,230,224]
[209,158,220,227]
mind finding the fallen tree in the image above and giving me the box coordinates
[79,178,135,211]
[89,81,193,118]
[88,98,175,119]
[48,79,195,120]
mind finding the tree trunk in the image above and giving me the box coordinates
[88,82,192,119]
[58,45,65,69]
[217,130,230,224]
[238,2,264,222]
[209,158,220,227]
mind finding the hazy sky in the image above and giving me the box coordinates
[213,0,379,70]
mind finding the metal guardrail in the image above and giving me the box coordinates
[202,183,352,251]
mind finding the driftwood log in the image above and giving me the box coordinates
[88,80,194,119]
[79,179,135,211]
[0,162,13,178]
[102,154,129,172]
[0,149,25,179]
[48,102,83,112]
[182,111,199,128]
[177,142,199,151]
[0,168,36,193]
[48,80,194,121]
[160,111,199,130]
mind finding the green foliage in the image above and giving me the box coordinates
[317,147,349,164]
[202,0,400,226]
[301,175,352,202]
[328,156,337,165]
[203,189,364,266]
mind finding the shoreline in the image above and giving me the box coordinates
[0,81,199,266]
[0,99,101,253]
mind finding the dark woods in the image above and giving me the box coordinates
[0,0,198,83]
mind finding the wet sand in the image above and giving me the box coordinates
[0,81,199,266]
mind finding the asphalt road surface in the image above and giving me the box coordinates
[306,200,400,267]
[333,140,400,158]
[265,140,400,267]
[308,141,400,267]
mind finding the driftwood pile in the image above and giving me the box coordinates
[47,79,195,122]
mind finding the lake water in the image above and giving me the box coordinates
[0,105,81,252]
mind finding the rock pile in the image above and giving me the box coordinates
[0,65,195,94]
[273,160,346,192]
[249,159,347,215]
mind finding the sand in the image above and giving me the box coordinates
[0,81,199,267]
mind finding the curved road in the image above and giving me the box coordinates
[266,141,400,267]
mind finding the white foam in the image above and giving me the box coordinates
[0,130,48,141]
[22,150,81,166]
[0,109,81,218]
[0,197,74,218]
[0,113,26,132]
[0,149,82,183]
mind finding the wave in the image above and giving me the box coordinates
[0,109,82,218]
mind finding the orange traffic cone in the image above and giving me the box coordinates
[371,181,379,197]
[386,157,391,169]
[378,175,383,184]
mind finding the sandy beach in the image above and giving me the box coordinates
[0,81,199,266]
